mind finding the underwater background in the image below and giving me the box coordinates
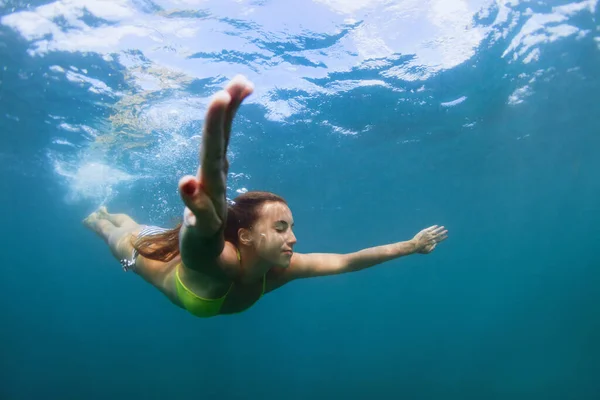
[1,0,599,398]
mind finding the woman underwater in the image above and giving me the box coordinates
[84,75,448,318]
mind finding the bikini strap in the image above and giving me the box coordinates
[237,247,266,295]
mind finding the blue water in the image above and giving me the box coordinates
[1,0,599,399]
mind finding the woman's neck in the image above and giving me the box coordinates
[237,246,269,284]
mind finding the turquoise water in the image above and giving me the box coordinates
[1,0,599,399]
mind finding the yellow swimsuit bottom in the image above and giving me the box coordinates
[174,249,265,318]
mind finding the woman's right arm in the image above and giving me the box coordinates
[177,76,254,276]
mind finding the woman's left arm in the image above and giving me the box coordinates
[281,225,448,281]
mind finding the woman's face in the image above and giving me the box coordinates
[250,202,297,268]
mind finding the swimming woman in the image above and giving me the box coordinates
[83,75,448,318]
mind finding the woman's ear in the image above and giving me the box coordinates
[238,228,252,245]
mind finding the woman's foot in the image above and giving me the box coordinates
[97,205,109,219]
[83,206,110,230]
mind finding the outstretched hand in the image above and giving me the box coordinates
[412,225,448,254]
[178,75,254,236]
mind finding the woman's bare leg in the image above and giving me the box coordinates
[83,207,140,260]
[83,208,117,241]
[83,207,179,304]
[96,206,138,229]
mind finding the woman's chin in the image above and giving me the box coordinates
[277,256,292,269]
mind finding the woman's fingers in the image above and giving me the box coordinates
[432,225,445,234]
[430,226,448,240]
[423,225,448,244]
[200,90,230,167]
[199,90,231,196]
[223,76,254,150]
[178,175,223,233]
[178,175,200,215]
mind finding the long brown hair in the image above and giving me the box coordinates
[132,191,287,262]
